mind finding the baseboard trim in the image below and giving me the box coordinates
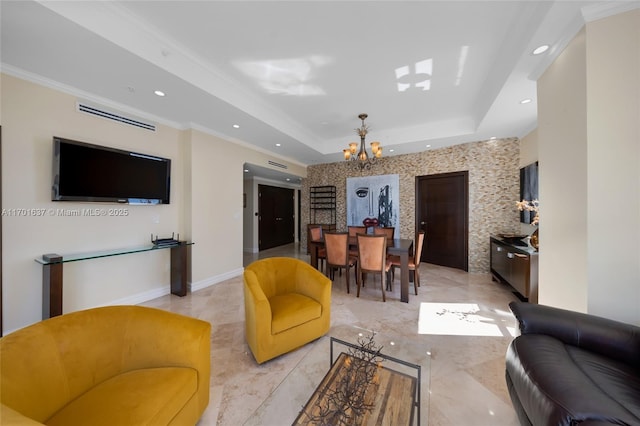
[191,268,244,292]
[104,287,170,307]
[95,268,244,308]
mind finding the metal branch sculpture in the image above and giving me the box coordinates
[300,332,384,425]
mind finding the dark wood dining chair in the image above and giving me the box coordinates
[309,225,326,272]
[373,226,395,240]
[348,225,367,237]
[388,231,425,295]
[324,232,357,294]
[356,234,388,302]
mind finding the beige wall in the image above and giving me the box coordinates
[538,10,639,324]
[519,128,538,169]
[303,138,522,273]
[585,10,639,322]
[1,73,305,333]
[1,74,183,331]
[538,27,589,312]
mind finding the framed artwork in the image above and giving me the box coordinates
[519,162,538,224]
[346,174,399,229]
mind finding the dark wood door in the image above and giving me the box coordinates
[416,171,468,271]
[258,184,295,250]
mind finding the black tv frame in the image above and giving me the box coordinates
[52,137,171,204]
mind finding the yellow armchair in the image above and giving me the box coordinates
[243,257,331,364]
[0,305,211,426]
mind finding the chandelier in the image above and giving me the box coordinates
[343,113,382,170]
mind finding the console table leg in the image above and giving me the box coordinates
[42,255,63,319]
[170,244,189,297]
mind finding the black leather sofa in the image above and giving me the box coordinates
[506,301,640,426]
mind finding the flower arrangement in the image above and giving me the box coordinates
[516,199,539,226]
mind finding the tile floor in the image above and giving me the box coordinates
[141,243,521,425]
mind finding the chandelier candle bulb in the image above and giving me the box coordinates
[344,113,383,170]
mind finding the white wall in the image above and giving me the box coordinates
[537,10,640,324]
[1,73,306,333]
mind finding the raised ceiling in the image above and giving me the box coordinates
[2,1,637,180]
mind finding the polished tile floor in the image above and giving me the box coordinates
[141,243,521,425]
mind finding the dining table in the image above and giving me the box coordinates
[309,236,414,303]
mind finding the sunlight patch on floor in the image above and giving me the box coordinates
[418,302,516,337]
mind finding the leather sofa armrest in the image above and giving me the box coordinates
[509,301,640,367]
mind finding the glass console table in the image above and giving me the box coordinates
[35,242,193,319]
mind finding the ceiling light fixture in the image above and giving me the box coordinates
[532,45,549,55]
[520,98,532,104]
[154,90,165,97]
[343,113,382,171]
[233,124,240,129]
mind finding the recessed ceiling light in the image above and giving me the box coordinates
[233,124,240,129]
[154,90,165,97]
[276,143,281,147]
[520,98,532,104]
[426,144,432,148]
[389,149,395,153]
[490,136,497,140]
[532,45,549,55]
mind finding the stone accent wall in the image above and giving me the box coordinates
[302,138,521,273]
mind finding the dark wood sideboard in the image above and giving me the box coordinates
[490,235,538,303]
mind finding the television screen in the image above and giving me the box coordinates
[52,137,171,204]
[519,161,538,224]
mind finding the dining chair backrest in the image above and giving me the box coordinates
[324,232,349,265]
[348,226,367,237]
[356,234,387,272]
[414,231,425,266]
[309,225,323,242]
[373,226,395,240]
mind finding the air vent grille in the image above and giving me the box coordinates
[77,103,156,131]
[268,160,287,169]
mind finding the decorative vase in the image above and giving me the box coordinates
[530,228,539,251]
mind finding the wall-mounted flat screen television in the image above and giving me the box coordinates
[519,161,538,224]
[52,137,171,204]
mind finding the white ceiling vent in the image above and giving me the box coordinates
[268,160,287,169]
[77,102,156,131]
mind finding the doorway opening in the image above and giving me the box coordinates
[416,171,468,271]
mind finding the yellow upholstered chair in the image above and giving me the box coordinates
[0,305,211,426]
[243,257,331,364]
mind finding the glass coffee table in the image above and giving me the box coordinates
[244,325,431,425]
